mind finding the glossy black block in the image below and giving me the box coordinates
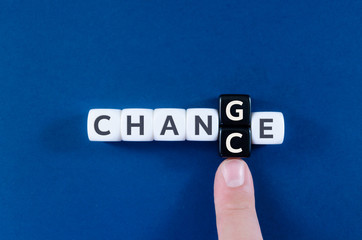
[219,127,251,158]
[219,94,251,127]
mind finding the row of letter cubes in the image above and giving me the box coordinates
[87,108,284,157]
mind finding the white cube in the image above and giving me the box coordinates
[251,112,284,144]
[87,109,122,141]
[153,108,186,141]
[186,108,218,141]
[120,109,153,141]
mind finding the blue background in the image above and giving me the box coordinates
[1,0,361,239]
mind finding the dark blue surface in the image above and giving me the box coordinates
[1,1,361,239]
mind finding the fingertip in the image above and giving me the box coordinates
[214,158,262,240]
[215,158,254,195]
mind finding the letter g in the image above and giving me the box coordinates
[226,100,244,121]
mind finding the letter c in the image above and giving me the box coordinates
[226,133,243,153]
[226,100,243,121]
[94,115,111,135]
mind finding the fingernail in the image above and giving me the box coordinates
[222,160,245,188]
